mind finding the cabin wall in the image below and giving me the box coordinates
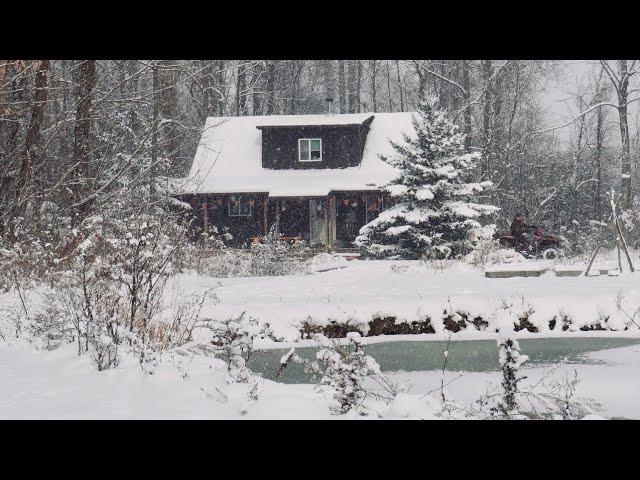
[179,193,267,247]
[259,124,370,170]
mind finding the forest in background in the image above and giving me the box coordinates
[1,59,639,252]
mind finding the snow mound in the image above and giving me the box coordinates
[307,253,349,273]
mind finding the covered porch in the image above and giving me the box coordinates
[186,191,386,250]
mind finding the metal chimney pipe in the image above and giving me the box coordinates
[325,97,334,114]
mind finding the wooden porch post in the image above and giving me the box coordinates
[203,200,209,235]
[263,195,269,235]
[326,195,335,252]
[325,196,330,251]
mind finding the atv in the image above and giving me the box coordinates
[494,225,562,259]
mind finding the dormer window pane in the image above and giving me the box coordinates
[299,140,310,161]
[310,139,321,159]
[299,138,322,162]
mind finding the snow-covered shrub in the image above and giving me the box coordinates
[175,226,233,274]
[493,337,528,417]
[465,224,499,267]
[277,333,385,415]
[0,219,71,292]
[356,95,499,260]
[249,225,308,276]
[188,225,310,278]
[205,312,274,383]
[531,368,601,420]
[32,254,123,369]
[484,248,526,265]
[313,332,381,415]
[13,209,214,371]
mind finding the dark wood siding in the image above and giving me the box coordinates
[177,193,267,247]
[258,117,373,170]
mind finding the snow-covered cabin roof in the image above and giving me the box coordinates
[175,112,416,197]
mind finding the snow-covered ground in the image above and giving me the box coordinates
[386,344,640,419]
[1,338,637,419]
[169,258,640,340]
[2,255,639,419]
[0,341,332,419]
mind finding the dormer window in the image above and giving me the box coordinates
[298,138,322,162]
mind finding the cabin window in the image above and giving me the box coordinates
[228,195,252,217]
[298,138,322,162]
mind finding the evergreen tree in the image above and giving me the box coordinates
[355,96,498,259]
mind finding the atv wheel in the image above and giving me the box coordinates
[542,248,561,260]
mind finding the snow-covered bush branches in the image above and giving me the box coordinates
[249,224,308,276]
[279,333,384,416]
[205,312,274,384]
[356,95,499,260]
[494,336,528,417]
[9,207,217,371]
[468,337,601,420]
[314,332,382,415]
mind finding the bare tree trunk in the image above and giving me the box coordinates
[370,60,378,113]
[395,60,404,112]
[11,60,50,224]
[73,60,97,223]
[356,60,362,112]
[0,60,6,129]
[337,60,346,113]
[482,59,493,177]
[386,60,393,110]
[322,60,336,113]
[617,60,631,212]
[347,60,358,113]
[158,60,181,173]
[150,62,159,199]
[595,103,604,219]
[414,61,427,100]
[250,62,263,115]
[462,60,472,151]
[289,60,304,114]
[236,61,247,116]
[265,60,277,115]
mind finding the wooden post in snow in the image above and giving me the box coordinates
[610,190,635,273]
[584,244,601,276]
[617,239,623,273]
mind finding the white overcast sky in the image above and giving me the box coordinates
[540,60,638,147]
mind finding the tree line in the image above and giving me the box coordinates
[1,60,638,250]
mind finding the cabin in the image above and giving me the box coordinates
[173,112,416,250]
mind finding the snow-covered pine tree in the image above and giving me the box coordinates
[355,96,498,260]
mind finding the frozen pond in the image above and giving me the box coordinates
[248,337,640,384]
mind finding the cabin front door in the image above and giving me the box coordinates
[309,199,327,246]
[335,194,367,247]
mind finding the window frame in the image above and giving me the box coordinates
[298,138,322,162]
[228,195,252,217]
